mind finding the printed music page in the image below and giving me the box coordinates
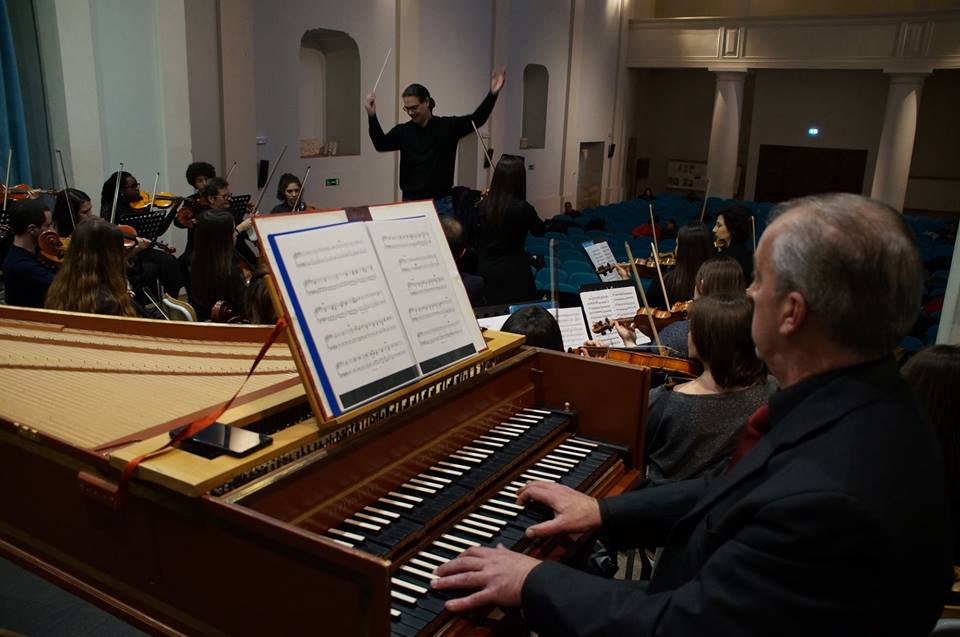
[582,240,624,283]
[551,307,590,352]
[367,216,479,374]
[265,221,420,417]
[580,282,650,348]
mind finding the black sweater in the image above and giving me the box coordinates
[368,92,498,200]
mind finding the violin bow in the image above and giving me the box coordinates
[224,161,238,183]
[55,149,77,233]
[471,120,494,189]
[750,214,757,253]
[549,238,558,312]
[3,149,11,213]
[141,286,170,321]
[625,241,664,355]
[652,246,671,310]
[110,162,124,224]
[698,178,711,223]
[648,202,659,255]
[252,145,288,216]
[292,165,310,211]
[148,172,160,215]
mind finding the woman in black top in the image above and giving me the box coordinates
[475,154,545,305]
[713,205,754,281]
[645,221,714,310]
[270,173,311,213]
[190,209,248,322]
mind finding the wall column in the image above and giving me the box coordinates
[870,73,926,211]
[705,69,746,199]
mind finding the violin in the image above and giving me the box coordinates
[595,254,677,278]
[0,184,59,201]
[129,191,182,210]
[568,346,702,378]
[175,199,199,229]
[592,304,688,338]
[38,230,69,268]
[211,300,245,324]
[714,237,728,250]
[117,224,176,254]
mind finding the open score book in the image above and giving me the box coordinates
[254,201,486,419]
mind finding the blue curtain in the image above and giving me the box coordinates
[0,0,31,185]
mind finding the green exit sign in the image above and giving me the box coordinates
[325,177,340,187]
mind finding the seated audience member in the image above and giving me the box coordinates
[500,306,563,352]
[433,193,953,637]
[902,345,960,574]
[658,255,746,357]
[441,216,485,306]
[640,188,656,201]
[631,214,660,239]
[190,209,248,322]
[2,199,55,308]
[271,173,311,213]
[645,294,773,482]
[644,221,714,311]
[52,188,95,237]
[563,201,581,218]
[245,268,278,325]
[660,218,678,241]
[100,171,184,298]
[45,218,141,317]
[713,204,754,281]
[476,154,545,305]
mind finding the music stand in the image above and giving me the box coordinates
[120,207,177,240]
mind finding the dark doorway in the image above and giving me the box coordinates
[754,144,867,203]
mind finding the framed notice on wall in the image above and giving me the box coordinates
[666,160,708,191]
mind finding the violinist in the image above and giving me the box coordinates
[713,204,754,281]
[500,306,563,352]
[52,189,94,237]
[190,209,248,322]
[174,161,217,253]
[644,221,714,311]
[270,173,311,213]
[100,171,184,298]
[185,161,216,195]
[1,199,55,308]
[45,217,143,317]
[199,177,255,269]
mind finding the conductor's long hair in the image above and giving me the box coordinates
[45,217,137,317]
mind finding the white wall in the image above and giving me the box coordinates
[252,0,396,209]
[184,0,223,177]
[744,69,888,200]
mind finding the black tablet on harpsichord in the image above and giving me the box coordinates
[0,199,652,636]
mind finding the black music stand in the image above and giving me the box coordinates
[120,207,177,240]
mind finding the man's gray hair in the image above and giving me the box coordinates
[768,193,922,357]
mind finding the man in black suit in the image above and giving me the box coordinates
[432,193,954,636]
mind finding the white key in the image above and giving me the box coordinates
[497,424,526,433]
[391,589,418,605]
[470,512,508,526]
[391,608,401,619]
[489,428,519,438]
[388,491,423,504]
[392,577,428,595]
[418,551,448,564]
[354,511,390,525]
[558,444,589,456]
[442,533,481,548]
[490,498,524,511]
[438,460,470,471]
[419,472,451,484]
[343,518,380,532]
[449,454,481,464]
[402,564,438,581]
[528,468,562,480]
[510,417,539,424]
[455,449,487,460]
[462,445,493,455]
[569,437,599,448]
[463,516,500,532]
[410,557,439,571]
[434,540,465,554]
[501,486,519,496]
[401,483,436,495]
[521,473,555,483]
[429,467,463,477]
[330,538,354,548]
[379,497,414,510]
[480,435,511,444]
[545,454,577,467]
[328,527,365,542]
[365,505,399,519]
[522,408,550,415]
[554,448,587,459]
[510,481,527,489]
[455,523,493,539]
[474,439,503,449]
[481,503,518,517]
[538,459,571,472]
[409,477,444,490]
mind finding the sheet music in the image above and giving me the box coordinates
[551,307,590,352]
[367,216,478,374]
[477,314,510,331]
[580,285,650,347]
[581,241,625,282]
[268,222,419,414]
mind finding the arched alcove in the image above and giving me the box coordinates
[298,29,360,157]
[521,64,549,149]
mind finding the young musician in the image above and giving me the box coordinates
[52,189,95,238]
[364,69,506,213]
[644,221,715,311]
[1,199,55,308]
[475,154,545,305]
[440,216,484,306]
[270,173,310,213]
[190,209,248,322]
[500,306,563,352]
[713,205,754,281]
[45,217,141,317]
[185,162,216,195]
[99,171,184,298]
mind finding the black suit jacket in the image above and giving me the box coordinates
[522,358,953,636]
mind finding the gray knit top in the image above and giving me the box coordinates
[645,376,778,483]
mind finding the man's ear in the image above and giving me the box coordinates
[778,291,807,336]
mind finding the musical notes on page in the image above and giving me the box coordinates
[582,241,624,283]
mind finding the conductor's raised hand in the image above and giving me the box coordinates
[432,544,539,612]
[490,68,506,95]
[517,481,602,539]
[363,93,376,115]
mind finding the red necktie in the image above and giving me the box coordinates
[727,404,771,470]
